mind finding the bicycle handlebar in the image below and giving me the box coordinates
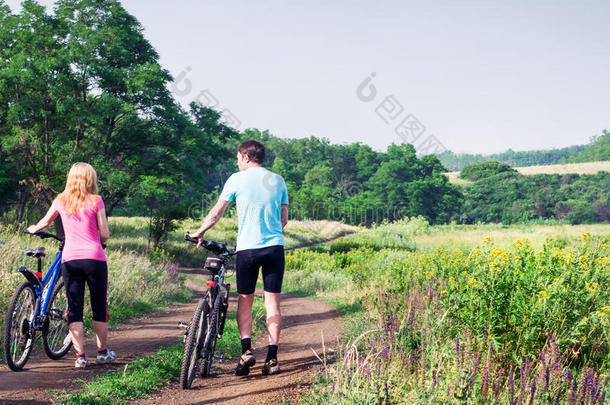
[184,234,236,256]
[23,230,63,242]
[23,229,105,249]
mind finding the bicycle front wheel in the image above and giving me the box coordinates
[3,282,37,371]
[180,295,210,389]
[43,280,72,359]
[217,291,229,338]
[200,303,220,377]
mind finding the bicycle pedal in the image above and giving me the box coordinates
[177,322,189,332]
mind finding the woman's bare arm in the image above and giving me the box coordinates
[26,205,59,234]
[97,207,110,243]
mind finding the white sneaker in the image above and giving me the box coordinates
[75,357,89,368]
[96,349,117,363]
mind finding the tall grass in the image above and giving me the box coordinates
[285,220,610,404]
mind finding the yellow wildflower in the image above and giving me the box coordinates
[538,290,548,298]
[601,306,610,313]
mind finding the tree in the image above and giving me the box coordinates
[460,161,516,181]
[365,144,462,224]
[0,0,234,226]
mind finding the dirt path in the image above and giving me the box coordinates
[0,297,196,404]
[0,250,343,404]
[130,290,340,405]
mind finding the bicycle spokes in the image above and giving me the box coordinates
[6,286,36,368]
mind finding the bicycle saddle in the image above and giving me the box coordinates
[25,247,46,258]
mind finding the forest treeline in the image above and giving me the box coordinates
[0,0,608,237]
[185,131,609,226]
[438,130,610,171]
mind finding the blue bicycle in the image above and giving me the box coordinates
[3,230,72,371]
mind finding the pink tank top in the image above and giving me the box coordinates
[52,196,107,263]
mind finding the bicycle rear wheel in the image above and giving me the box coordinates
[43,280,72,359]
[3,282,37,371]
[180,294,210,389]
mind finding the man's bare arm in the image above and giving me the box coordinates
[281,204,289,229]
[191,199,230,246]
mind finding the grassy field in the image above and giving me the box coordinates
[110,216,357,266]
[281,218,610,404]
[3,215,609,403]
[446,160,610,184]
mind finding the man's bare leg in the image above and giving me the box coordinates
[264,291,281,346]
[237,293,254,339]
[235,293,256,375]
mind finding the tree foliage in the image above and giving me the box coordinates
[568,129,610,163]
[459,161,516,181]
[0,0,236,234]
[460,170,610,224]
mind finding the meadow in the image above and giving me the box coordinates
[446,160,610,185]
[2,214,609,404]
[281,218,610,404]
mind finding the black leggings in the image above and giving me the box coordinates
[62,259,108,324]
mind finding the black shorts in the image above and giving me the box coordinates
[62,259,108,324]
[236,245,285,294]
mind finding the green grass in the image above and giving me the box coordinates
[57,344,184,405]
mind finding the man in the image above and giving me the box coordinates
[190,139,289,376]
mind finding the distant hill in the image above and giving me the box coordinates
[438,129,609,171]
[446,161,610,185]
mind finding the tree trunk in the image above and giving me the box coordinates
[53,215,64,240]
[16,192,29,224]
[103,116,115,156]
[44,98,50,177]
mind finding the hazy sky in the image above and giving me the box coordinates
[5,0,610,154]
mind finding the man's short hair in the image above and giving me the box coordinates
[238,140,266,164]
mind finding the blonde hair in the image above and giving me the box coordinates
[58,162,99,215]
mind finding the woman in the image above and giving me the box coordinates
[27,162,115,368]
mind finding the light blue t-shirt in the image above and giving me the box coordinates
[220,166,289,251]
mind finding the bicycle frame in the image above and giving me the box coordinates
[18,237,64,331]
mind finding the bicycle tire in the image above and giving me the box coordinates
[180,294,210,389]
[200,302,220,377]
[217,291,229,338]
[3,282,37,371]
[42,280,72,359]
